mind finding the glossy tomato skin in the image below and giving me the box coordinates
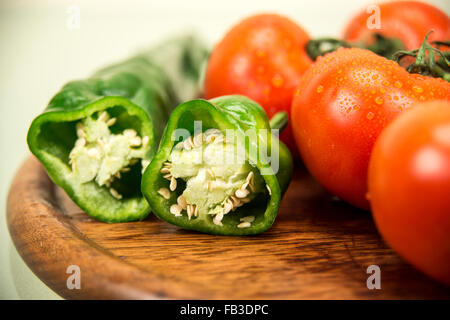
[204,14,311,155]
[291,47,450,210]
[343,1,450,50]
[368,101,450,286]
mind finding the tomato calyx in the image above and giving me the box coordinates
[393,31,450,82]
[306,38,352,60]
[306,33,404,61]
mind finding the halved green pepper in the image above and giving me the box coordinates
[27,35,208,222]
[141,95,293,235]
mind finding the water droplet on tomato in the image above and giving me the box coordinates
[366,112,375,120]
[271,74,284,88]
[394,81,403,88]
[375,96,383,105]
[412,85,424,93]
[316,85,324,93]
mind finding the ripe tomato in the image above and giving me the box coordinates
[204,14,312,155]
[343,1,450,50]
[368,101,450,286]
[291,47,450,210]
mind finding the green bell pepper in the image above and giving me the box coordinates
[27,35,208,222]
[141,95,293,235]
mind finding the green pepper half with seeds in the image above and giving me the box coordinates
[141,95,293,235]
[27,35,208,222]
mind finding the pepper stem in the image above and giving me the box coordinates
[306,33,404,61]
[269,111,288,132]
[392,30,450,82]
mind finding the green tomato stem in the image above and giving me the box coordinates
[305,33,404,61]
[393,30,450,82]
[269,111,289,132]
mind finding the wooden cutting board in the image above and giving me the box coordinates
[7,156,450,299]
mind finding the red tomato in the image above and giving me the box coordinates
[204,14,312,155]
[368,101,450,286]
[343,1,450,50]
[291,47,450,210]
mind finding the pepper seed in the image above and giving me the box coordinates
[183,137,193,150]
[193,133,203,147]
[187,204,194,220]
[160,167,171,174]
[142,136,150,147]
[235,188,249,199]
[106,117,117,127]
[130,136,142,146]
[123,129,137,138]
[177,195,187,210]
[240,216,255,223]
[158,188,170,200]
[213,212,224,226]
[224,199,233,214]
[170,177,177,191]
[237,221,251,228]
[110,188,122,200]
[170,204,182,216]
[99,111,109,122]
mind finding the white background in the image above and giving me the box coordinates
[0,0,448,299]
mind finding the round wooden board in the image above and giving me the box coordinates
[7,156,450,299]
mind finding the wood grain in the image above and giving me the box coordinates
[7,156,450,299]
